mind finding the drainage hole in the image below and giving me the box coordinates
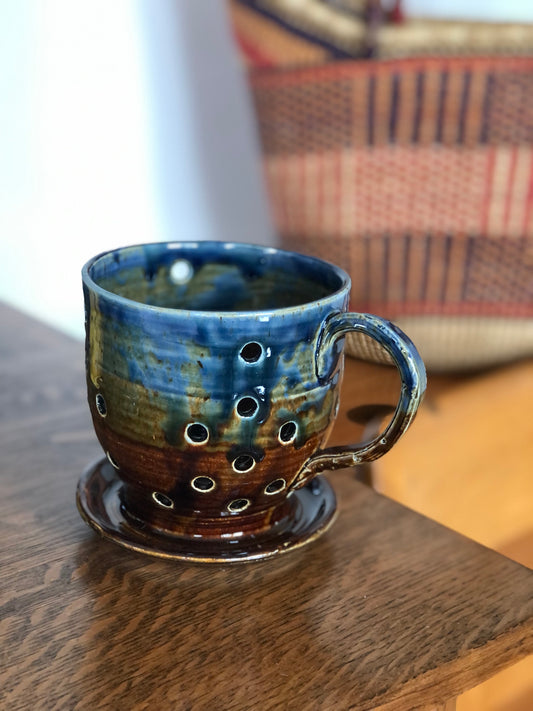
[191,476,216,493]
[236,397,259,418]
[279,421,297,444]
[232,454,256,473]
[264,479,286,495]
[152,492,174,508]
[185,422,209,444]
[95,393,107,417]
[239,342,263,363]
[227,498,251,513]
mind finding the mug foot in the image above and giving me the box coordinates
[76,459,337,563]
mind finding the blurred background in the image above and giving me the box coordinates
[0,1,275,337]
[1,0,532,342]
[1,2,532,709]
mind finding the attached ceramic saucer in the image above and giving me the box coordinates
[77,459,337,563]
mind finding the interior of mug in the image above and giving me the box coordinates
[87,242,346,312]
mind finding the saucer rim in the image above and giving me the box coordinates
[76,458,337,564]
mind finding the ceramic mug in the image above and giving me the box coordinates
[77,241,426,562]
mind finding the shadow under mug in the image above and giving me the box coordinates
[77,241,426,562]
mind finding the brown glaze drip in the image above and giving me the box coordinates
[91,404,323,525]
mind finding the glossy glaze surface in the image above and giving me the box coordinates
[81,241,425,559]
[77,458,337,563]
[83,242,347,539]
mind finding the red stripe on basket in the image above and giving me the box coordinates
[234,33,275,68]
[523,150,533,237]
[481,147,496,236]
[334,150,342,241]
[251,57,533,90]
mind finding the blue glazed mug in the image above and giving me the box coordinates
[78,241,426,562]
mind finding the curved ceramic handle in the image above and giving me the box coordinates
[294,313,427,489]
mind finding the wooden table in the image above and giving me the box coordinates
[1,302,532,711]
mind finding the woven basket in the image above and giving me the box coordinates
[231,0,533,64]
[231,2,533,371]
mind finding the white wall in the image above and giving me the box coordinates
[0,1,274,339]
[2,1,532,339]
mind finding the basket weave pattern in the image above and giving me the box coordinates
[253,58,533,321]
[231,2,533,369]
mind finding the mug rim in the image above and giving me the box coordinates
[82,240,351,318]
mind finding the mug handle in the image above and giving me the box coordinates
[293,313,427,489]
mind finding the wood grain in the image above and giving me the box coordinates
[332,355,533,711]
[371,361,533,554]
[1,303,532,711]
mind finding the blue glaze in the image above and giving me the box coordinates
[82,241,426,511]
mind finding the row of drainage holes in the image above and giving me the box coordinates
[98,395,297,452]
[97,395,261,425]
[186,420,297,451]
[109,448,258,476]
[106,451,287,499]
[152,478,287,513]
[107,448,286,492]
[107,450,258,476]
[97,394,261,423]
[96,392,290,434]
